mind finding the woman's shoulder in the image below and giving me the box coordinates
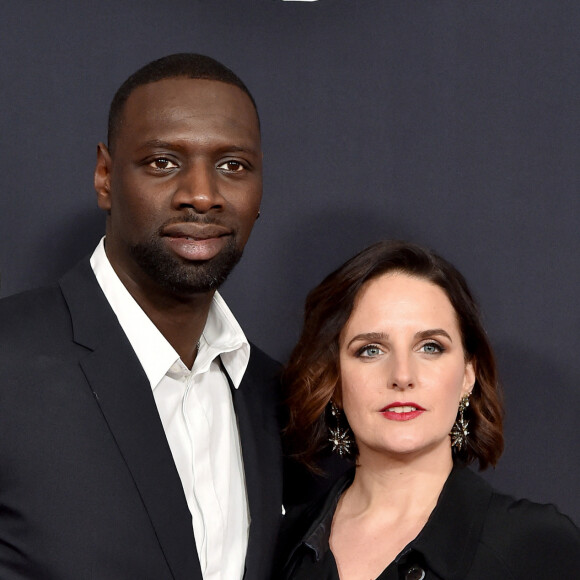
[486,487,579,541]
[475,479,580,577]
[425,467,579,578]
[487,486,578,526]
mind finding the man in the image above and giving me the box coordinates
[0,54,281,580]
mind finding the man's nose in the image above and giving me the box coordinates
[172,161,225,213]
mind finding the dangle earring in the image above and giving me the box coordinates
[328,401,353,457]
[450,394,471,451]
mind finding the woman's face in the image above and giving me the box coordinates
[338,272,475,464]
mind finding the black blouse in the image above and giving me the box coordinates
[275,466,580,580]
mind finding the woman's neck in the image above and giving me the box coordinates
[329,448,454,580]
[341,447,454,521]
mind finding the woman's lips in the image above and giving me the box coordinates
[380,402,425,422]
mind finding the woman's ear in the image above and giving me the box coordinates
[462,360,476,397]
[331,380,343,408]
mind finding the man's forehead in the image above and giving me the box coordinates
[113,77,261,154]
[125,77,256,116]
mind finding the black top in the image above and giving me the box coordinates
[276,466,580,580]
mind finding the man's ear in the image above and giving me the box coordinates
[95,143,112,211]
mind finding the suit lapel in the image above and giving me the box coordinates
[227,352,283,579]
[60,260,202,580]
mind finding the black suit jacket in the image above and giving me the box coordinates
[0,259,282,580]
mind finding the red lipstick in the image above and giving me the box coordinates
[380,402,425,422]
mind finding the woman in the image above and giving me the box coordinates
[277,241,579,580]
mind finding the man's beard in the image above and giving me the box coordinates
[130,235,243,295]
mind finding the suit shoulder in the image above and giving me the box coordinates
[478,489,580,577]
[0,283,63,312]
[248,342,282,375]
[0,285,79,377]
[0,284,68,337]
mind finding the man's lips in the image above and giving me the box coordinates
[161,222,231,240]
[380,402,425,422]
[161,223,232,261]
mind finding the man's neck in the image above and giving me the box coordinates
[115,268,215,370]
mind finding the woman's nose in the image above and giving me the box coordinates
[388,353,415,390]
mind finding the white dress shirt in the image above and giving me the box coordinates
[90,238,250,580]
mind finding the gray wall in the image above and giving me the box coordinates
[1,1,578,523]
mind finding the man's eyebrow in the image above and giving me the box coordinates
[133,139,184,155]
[136,139,260,155]
[138,139,175,150]
[415,329,453,342]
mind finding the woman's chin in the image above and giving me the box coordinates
[358,437,452,465]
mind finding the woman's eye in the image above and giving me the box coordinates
[420,342,443,354]
[217,160,245,172]
[149,158,177,170]
[357,344,383,358]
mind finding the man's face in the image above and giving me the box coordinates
[95,77,262,296]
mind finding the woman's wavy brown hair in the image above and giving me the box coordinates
[284,240,504,472]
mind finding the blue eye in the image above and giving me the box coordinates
[420,342,443,354]
[357,344,383,358]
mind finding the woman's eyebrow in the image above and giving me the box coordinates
[415,329,452,342]
[346,332,388,348]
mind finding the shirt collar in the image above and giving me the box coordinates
[90,238,250,389]
[298,469,355,561]
[298,465,492,579]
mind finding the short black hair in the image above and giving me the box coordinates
[107,53,259,152]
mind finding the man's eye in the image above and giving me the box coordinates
[149,158,177,170]
[217,160,245,172]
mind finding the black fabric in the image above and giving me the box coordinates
[0,257,283,580]
[276,466,580,580]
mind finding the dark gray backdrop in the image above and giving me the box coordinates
[1,0,578,523]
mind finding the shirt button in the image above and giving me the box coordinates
[405,566,426,580]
